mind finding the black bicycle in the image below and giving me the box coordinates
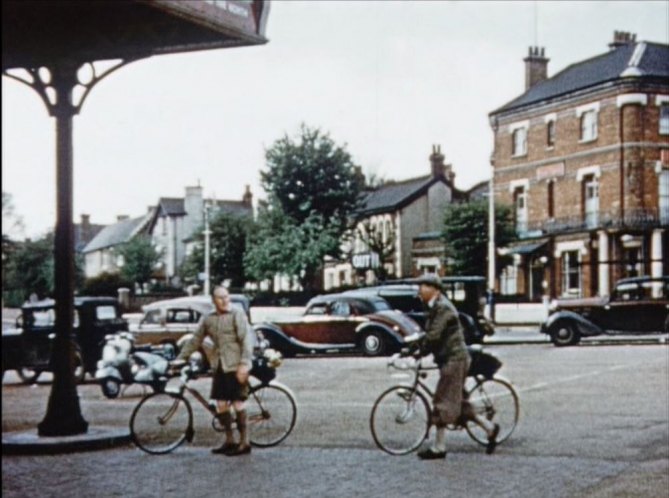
[130,356,297,455]
[370,346,519,455]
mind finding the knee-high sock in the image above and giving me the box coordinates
[236,409,248,446]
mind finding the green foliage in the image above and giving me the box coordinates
[81,272,133,297]
[442,201,515,276]
[261,124,365,229]
[2,233,85,303]
[180,211,251,289]
[117,236,162,287]
[244,205,341,291]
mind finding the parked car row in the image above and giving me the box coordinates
[3,276,665,383]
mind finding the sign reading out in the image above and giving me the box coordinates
[352,252,380,270]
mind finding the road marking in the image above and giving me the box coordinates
[516,357,667,395]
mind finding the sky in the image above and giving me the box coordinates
[2,0,668,239]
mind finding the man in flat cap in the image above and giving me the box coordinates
[415,274,499,459]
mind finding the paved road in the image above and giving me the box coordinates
[3,344,668,497]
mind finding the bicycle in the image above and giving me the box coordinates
[129,356,297,455]
[370,345,519,455]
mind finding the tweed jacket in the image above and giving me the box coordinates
[423,294,468,366]
[178,305,254,373]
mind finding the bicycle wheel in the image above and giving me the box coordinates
[464,377,519,446]
[370,385,430,456]
[247,383,297,447]
[129,392,194,454]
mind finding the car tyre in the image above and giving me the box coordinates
[17,367,42,384]
[361,330,386,356]
[550,320,580,347]
[101,377,121,399]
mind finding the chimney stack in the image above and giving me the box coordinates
[608,30,636,50]
[242,184,253,206]
[117,215,129,222]
[80,214,90,227]
[524,46,549,90]
[429,145,455,183]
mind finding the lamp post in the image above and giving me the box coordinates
[203,202,211,296]
[487,176,496,323]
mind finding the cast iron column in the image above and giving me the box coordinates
[38,61,88,436]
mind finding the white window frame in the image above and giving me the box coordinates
[659,169,669,224]
[659,104,669,135]
[579,110,598,142]
[561,250,582,298]
[584,175,600,229]
[512,127,528,157]
[509,120,529,157]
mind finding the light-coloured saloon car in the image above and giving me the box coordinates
[129,294,251,349]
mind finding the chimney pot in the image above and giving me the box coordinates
[524,45,549,90]
[608,30,637,50]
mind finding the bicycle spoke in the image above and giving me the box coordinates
[248,384,297,447]
[370,386,430,455]
[130,393,193,454]
[464,378,519,446]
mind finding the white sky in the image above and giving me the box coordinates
[2,0,668,239]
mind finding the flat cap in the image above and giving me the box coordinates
[414,274,442,290]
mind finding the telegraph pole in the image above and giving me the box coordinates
[203,201,211,296]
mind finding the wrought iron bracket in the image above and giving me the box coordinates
[3,57,144,117]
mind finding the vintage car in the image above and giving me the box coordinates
[541,276,669,346]
[254,293,423,357]
[130,294,251,348]
[2,296,128,383]
[343,276,494,345]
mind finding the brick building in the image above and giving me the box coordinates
[489,32,669,300]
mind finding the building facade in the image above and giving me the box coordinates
[490,32,669,300]
[323,145,467,290]
[83,185,253,284]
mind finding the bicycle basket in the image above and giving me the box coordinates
[250,356,276,384]
[467,350,502,379]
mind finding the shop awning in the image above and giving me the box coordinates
[503,240,548,255]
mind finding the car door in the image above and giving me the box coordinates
[603,283,642,332]
[635,280,668,332]
[21,307,56,368]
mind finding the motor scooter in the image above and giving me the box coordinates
[95,332,175,399]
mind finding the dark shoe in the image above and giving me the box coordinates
[211,442,237,455]
[417,447,446,460]
[226,444,252,456]
[486,424,500,455]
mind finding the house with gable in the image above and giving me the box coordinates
[324,145,468,290]
[83,185,253,285]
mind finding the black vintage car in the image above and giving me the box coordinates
[343,276,494,344]
[2,296,128,383]
[541,276,669,346]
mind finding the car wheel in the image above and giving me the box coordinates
[550,321,580,347]
[361,330,386,356]
[101,377,121,399]
[17,368,42,384]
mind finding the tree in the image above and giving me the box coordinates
[180,212,251,289]
[2,192,24,262]
[117,236,162,289]
[442,201,516,276]
[244,204,341,292]
[2,233,84,305]
[261,124,365,229]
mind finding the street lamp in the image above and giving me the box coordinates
[203,201,211,296]
[483,178,496,322]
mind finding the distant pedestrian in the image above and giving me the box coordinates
[176,285,255,456]
[415,274,499,460]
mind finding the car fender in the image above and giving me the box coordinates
[542,310,604,336]
[354,322,404,348]
[252,323,310,355]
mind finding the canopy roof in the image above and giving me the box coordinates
[2,0,269,69]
